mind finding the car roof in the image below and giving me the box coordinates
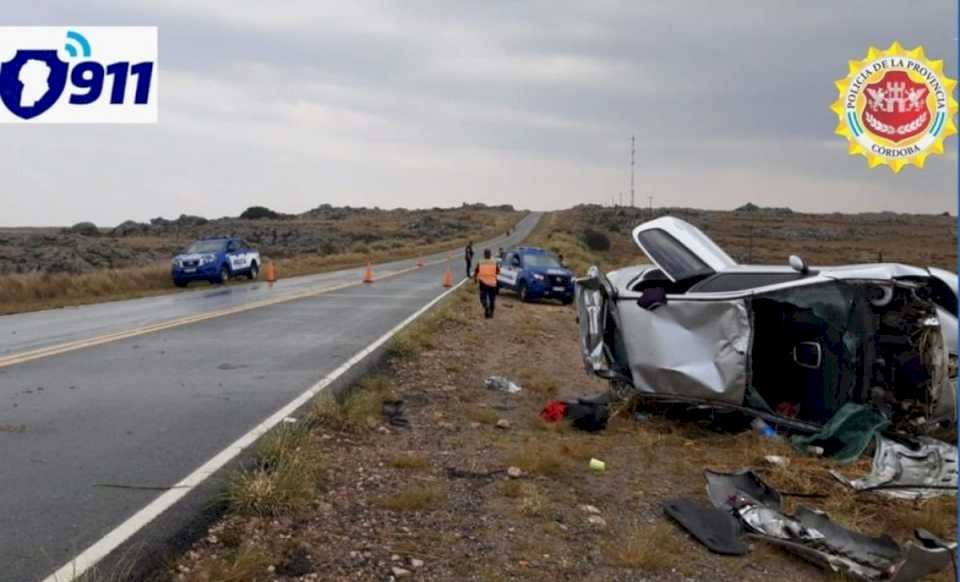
[514,246,548,254]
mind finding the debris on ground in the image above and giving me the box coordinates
[693,468,957,581]
[663,497,748,556]
[791,403,890,464]
[831,435,958,500]
[539,397,609,432]
[763,455,789,468]
[381,399,410,429]
[484,375,521,393]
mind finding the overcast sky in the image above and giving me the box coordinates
[2,1,957,226]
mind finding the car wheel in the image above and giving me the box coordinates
[174,280,188,288]
[247,262,259,280]
[561,296,574,305]
[519,281,531,302]
[218,265,230,285]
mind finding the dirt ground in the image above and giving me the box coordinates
[166,281,956,582]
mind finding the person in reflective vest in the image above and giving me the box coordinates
[473,249,500,319]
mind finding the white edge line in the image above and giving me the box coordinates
[44,276,469,582]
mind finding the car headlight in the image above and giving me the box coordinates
[532,273,545,281]
[199,254,217,265]
[171,258,180,267]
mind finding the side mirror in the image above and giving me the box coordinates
[789,255,809,274]
[511,258,521,267]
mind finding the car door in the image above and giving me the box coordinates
[498,252,520,289]
[576,266,752,404]
[226,240,247,271]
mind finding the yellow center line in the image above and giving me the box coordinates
[0,258,454,370]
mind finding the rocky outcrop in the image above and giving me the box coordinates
[67,222,100,236]
[0,205,520,274]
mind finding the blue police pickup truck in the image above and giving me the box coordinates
[497,246,575,304]
[171,237,260,287]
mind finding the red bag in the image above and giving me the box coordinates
[540,400,567,423]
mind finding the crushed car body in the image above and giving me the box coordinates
[576,216,958,432]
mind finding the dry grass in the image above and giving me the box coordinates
[503,437,597,476]
[464,406,499,426]
[0,263,174,315]
[225,426,326,517]
[310,375,391,432]
[607,523,681,571]
[388,452,429,470]
[181,543,272,582]
[381,484,444,511]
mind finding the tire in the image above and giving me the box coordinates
[247,262,259,280]
[174,280,188,288]
[217,265,230,285]
[519,281,531,302]
[561,296,574,306]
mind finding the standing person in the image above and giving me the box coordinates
[473,249,500,319]
[464,241,475,278]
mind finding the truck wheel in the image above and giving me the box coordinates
[519,281,531,302]
[247,262,259,280]
[217,265,230,285]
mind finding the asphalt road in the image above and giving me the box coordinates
[0,212,540,581]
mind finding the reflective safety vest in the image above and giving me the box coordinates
[477,260,498,287]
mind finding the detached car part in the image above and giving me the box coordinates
[701,469,956,581]
[831,435,958,500]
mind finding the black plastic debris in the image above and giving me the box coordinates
[564,398,609,432]
[663,497,747,556]
[705,468,782,511]
[703,469,957,581]
[381,399,410,429]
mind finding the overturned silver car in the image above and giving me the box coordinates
[576,217,957,432]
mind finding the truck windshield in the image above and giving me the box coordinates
[185,240,226,254]
[524,254,561,268]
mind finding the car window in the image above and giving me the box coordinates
[691,272,804,293]
[185,240,226,254]
[634,228,713,282]
[226,241,239,252]
[523,254,561,268]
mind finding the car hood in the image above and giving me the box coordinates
[527,265,574,278]
[174,253,213,261]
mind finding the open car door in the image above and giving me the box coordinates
[632,217,737,284]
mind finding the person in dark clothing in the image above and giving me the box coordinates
[473,249,500,319]
[464,241,475,278]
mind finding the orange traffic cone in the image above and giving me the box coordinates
[363,261,374,283]
[265,261,277,283]
[442,256,454,287]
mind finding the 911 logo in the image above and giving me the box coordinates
[0,27,157,123]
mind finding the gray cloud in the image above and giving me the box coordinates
[1,0,956,225]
